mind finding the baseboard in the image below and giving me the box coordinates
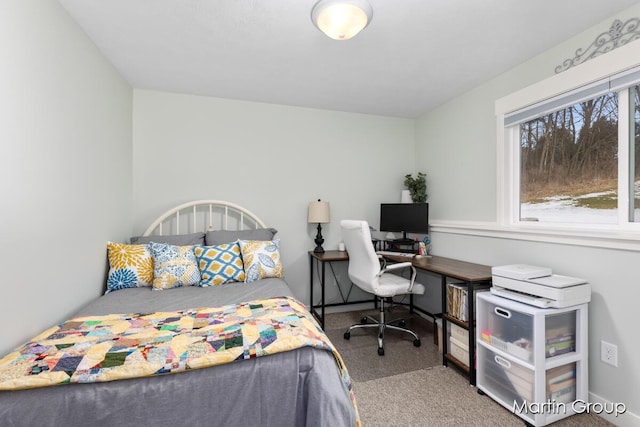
[588,391,640,427]
[324,303,437,325]
[324,302,374,314]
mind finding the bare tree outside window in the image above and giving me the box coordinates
[519,93,619,224]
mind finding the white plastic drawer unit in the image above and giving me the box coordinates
[477,346,578,420]
[477,346,534,404]
[476,292,588,426]
[477,293,578,363]
[477,296,535,363]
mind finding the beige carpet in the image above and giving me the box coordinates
[353,366,612,426]
[325,308,613,426]
[325,306,440,382]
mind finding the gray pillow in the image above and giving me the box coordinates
[130,232,205,246]
[205,228,278,246]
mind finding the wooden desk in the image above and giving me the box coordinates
[309,250,492,385]
[373,254,492,386]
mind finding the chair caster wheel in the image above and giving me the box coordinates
[477,389,485,396]
[378,347,384,356]
[344,332,350,340]
[399,320,406,327]
[413,339,421,347]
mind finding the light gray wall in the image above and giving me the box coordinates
[4,1,637,422]
[0,1,133,356]
[132,89,415,304]
[416,3,640,424]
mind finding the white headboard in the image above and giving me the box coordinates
[142,200,267,237]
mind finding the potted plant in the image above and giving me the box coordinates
[404,172,427,203]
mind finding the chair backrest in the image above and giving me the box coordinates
[340,220,380,294]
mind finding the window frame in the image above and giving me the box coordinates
[494,40,640,249]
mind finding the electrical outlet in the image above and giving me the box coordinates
[601,341,618,367]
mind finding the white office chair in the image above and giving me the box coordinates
[340,219,425,356]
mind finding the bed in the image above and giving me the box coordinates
[0,200,359,427]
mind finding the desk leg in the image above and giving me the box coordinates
[309,254,325,329]
[320,260,326,329]
[309,253,313,310]
[441,275,448,367]
[467,281,476,386]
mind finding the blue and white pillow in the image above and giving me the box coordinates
[148,242,200,290]
[238,239,283,283]
[193,242,245,286]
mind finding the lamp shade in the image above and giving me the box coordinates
[311,0,373,41]
[308,200,331,224]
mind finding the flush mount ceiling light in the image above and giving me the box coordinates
[311,0,373,41]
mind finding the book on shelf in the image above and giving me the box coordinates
[546,333,575,344]
[546,364,575,386]
[447,282,489,322]
[447,283,467,321]
[546,326,573,341]
[547,378,576,404]
[546,335,575,357]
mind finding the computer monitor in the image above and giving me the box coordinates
[379,203,429,243]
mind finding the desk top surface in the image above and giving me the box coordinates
[309,251,492,282]
[308,250,349,262]
[401,255,491,282]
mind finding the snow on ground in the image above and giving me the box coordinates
[520,188,639,224]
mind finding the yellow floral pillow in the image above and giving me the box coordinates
[238,240,283,283]
[106,242,154,292]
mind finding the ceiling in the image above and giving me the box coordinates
[58,0,640,118]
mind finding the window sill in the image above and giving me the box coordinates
[429,220,640,252]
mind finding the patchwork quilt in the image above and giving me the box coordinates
[0,296,358,421]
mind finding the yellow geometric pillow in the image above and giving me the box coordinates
[193,242,245,286]
[106,242,154,292]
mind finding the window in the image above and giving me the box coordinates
[422,41,640,251]
[632,84,640,222]
[518,92,619,225]
[497,48,640,237]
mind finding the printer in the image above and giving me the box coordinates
[490,264,591,308]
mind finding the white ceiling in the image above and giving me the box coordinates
[58,0,640,118]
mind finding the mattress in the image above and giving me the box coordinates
[0,278,358,427]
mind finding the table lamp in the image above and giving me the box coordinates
[308,199,330,253]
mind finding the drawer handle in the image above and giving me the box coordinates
[494,355,511,369]
[494,307,511,319]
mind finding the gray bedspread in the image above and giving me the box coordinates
[0,279,358,427]
[75,277,295,316]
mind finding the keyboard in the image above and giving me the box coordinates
[376,250,416,258]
